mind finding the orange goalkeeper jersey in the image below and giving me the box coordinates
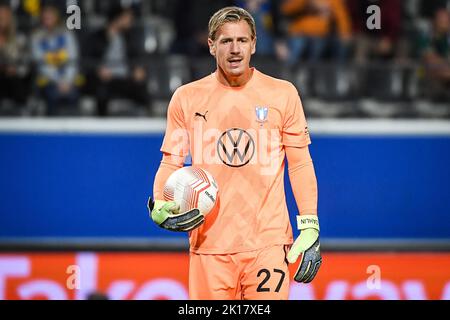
[160,68,311,254]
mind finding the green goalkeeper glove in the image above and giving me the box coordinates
[287,215,322,283]
[147,197,204,232]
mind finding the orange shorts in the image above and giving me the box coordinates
[189,245,290,300]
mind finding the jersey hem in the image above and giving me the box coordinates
[189,238,294,255]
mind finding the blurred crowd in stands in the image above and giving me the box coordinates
[0,0,449,117]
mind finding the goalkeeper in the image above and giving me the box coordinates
[148,6,321,299]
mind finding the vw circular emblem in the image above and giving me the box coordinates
[217,128,255,168]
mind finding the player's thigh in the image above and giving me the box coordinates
[241,245,290,300]
[189,252,241,300]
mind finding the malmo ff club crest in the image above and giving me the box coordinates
[217,128,255,168]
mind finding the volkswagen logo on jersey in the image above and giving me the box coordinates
[217,128,255,168]
[255,107,268,123]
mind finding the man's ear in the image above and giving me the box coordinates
[208,38,216,57]
[251,36,257,55]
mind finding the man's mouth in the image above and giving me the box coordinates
[228,57,243,67]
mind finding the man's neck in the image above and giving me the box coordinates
[216,67,254,87]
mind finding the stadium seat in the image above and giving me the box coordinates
[358,99,405,118]
[302,98,359,118]
[364,64,408,101]
[299,64,361,118]
[189,57,216,81]
[413,100,450,118]
[142,16,176,54]
[311,64,360,101]
[143,22,159,54]
[147,55,191,100]
[291,65,313,99]
[251,55,290,80]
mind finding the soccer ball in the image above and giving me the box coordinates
[163,166,219,217]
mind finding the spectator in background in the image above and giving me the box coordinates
[348,0,402,63]
[419,0,449,19]
[4,0,41,36]
[31,2,79,116]
[236,0,276,56]
[0,3,31,108]
[84,6,149,117]
[279,0,351,64]
[171,0,234,56]
[93,0,143,19]
[418,8,450,101]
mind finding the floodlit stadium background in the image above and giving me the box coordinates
[0,0,449,300]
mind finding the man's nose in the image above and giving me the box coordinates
[230,40,241,54]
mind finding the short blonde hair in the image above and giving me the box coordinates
[208,6,256,41]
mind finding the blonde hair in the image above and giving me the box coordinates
[208,6,256,41]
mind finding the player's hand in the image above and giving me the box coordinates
[147,197,204,232]
[287,215,322,283]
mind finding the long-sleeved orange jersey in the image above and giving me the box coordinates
[153,68,318,255]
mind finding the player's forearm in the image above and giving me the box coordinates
[153,153,185,200]
[286,146,318,215]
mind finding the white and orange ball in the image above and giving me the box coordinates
[163,166,219,217]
